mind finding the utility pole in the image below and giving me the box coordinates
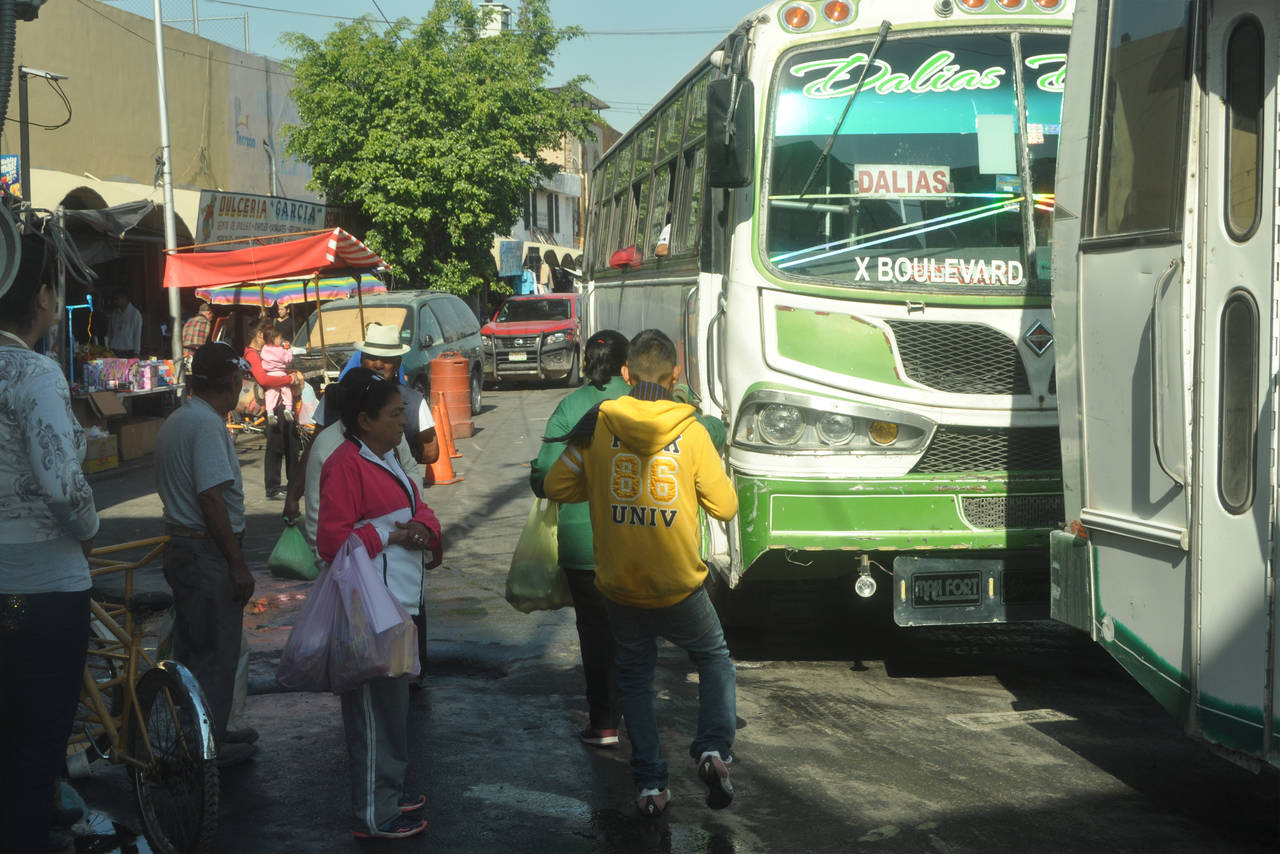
[152,0,183,364]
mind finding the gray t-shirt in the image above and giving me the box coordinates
[155,395,245,533]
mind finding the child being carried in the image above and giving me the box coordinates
[261,326,302,417]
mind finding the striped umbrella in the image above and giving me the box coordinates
[195,274,387,308]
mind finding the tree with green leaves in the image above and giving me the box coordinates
[283,0,597,295]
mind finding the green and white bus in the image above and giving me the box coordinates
[581,0,1072,626]
[1051,0,1279,770]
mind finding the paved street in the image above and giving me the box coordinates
[74,384,1279,853]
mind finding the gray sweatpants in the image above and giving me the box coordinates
[163,535,243,741]
[341,675,411,833]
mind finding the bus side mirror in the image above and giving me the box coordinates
[707,77,754,189]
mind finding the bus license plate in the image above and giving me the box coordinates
[911,570,982,608]
[508,352,528,361]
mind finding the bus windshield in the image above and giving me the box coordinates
[765,32,1067,294]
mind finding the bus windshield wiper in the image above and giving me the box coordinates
[797,19,892,200]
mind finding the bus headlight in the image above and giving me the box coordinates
[868,421,899,446]
[734,390,934,455]
[816,412,854,446]
[758,404,805,445]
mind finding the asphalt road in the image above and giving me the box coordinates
[75,383,1279,853]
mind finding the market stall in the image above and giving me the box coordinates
[164,228,388,379]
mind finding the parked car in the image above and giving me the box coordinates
[294,289,484,415]
[480,294,581,386]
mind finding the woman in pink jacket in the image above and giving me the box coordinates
[316,369,441,840]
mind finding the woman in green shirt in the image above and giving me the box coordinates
[530,330,630,747]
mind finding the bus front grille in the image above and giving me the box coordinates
[912,427,1061,474]
[886,321,1030,395]
[960,495,1064,529]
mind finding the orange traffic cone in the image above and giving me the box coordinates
[425,396,463,486]
[434,392,462,459]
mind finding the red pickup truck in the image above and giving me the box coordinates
[480,294,581,386]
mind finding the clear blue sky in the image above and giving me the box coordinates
[176,0,769,133]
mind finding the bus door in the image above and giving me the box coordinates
[1191,1,1277,759]
[1053,0,1199,728]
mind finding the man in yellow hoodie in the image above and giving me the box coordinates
[545,329,739,817]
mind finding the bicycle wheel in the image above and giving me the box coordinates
[130,662,219,854]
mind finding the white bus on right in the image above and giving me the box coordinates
[1051,0,1279,770]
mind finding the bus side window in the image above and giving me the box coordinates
[1225,17,1263,241]
[1089,0,1192,238]
[634,176,652,255]
[680,148,707,254]
[1219,292,1259,514]
[649,163,675,255]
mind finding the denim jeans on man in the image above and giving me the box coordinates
[604,585,735,791]
[163,535,242,740]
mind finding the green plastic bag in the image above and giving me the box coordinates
[504,498,571,613]
[268,521,319,581]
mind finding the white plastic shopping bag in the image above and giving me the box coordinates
[328,536,420,694]
[276,536,419,693]
[275,563,340,693]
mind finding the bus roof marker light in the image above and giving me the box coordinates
[822,1,852,25]
[1033,0,1063,8]
[781,3,815,33]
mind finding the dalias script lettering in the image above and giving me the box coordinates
[791,50,1067,99]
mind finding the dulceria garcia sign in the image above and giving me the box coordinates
[195,189,343,248]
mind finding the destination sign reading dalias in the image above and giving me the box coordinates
[791,50,1067,99]
[855,164,950,197]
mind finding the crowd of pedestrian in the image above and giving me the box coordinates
[2,244,743,845]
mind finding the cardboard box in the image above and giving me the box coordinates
[82,434,119,473]
[73,391,128,431]
[116,417,164,461]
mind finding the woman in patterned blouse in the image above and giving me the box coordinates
[0,231,101,853]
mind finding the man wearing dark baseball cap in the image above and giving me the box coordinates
[154,341,258,765]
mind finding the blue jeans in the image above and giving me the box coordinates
[604,586,736,791]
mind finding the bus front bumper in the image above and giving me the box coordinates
[733,473,1061,624]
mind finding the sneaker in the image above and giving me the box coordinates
[353,815,427,839]
[578,726,620,748]
[696,751,733,809]
[398,793,426,814]
[635,787,670,817]
[224,726,259,744]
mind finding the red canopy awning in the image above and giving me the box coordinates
[163,228,385,290]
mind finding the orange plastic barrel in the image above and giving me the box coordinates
[429,351,473,438]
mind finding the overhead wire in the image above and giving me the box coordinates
[3,75,72,130]
[205,0,726,35]
[83,0,710,124]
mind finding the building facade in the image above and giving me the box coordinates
[3,0,320,353]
